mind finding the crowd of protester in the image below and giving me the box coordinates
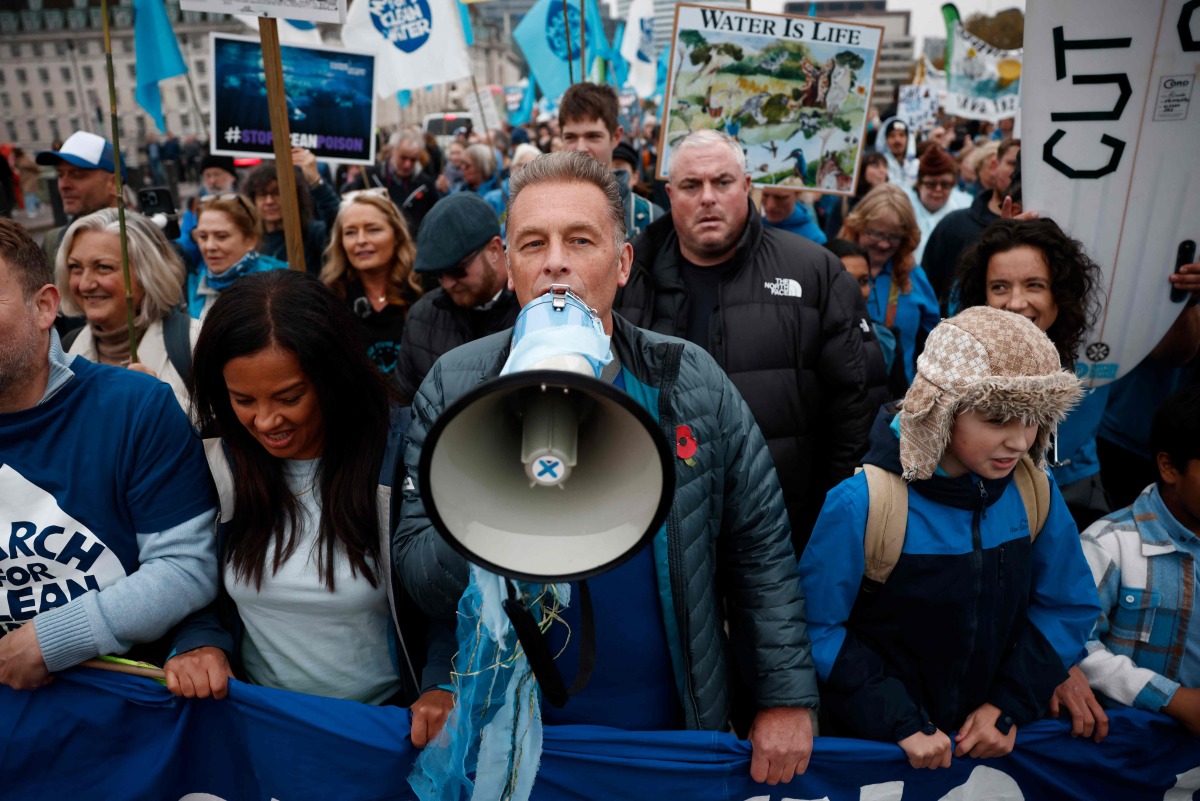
[2,80,1200,787]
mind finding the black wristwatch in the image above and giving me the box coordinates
[994,712,1015,735]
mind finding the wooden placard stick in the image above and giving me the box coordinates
[258,18,306,272]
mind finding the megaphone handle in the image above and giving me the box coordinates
[501,579,596,708]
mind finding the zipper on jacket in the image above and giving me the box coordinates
[951,480,988,718]
[658,342,702,726]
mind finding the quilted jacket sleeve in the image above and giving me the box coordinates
[816,261,873,488]
[391,360,471,619]
[706,348,819,710]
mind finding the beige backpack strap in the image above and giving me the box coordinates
[857,464,909,584]
[1012,455,1052,541]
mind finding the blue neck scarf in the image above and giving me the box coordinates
[205,250,261,291]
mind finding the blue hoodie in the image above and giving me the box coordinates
[799,410,1100,742]
[762,202,827,245]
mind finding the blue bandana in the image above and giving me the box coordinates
[204,250,263,292]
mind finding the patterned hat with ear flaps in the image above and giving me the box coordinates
[899,306,1084,481]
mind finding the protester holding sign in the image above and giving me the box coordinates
[55,209,201,413]
[165,271,454,746]
[0,218,219,689]
[187,194,288,320]
[321,189,423,376]
[241,151,339,275]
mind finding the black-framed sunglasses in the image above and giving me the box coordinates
[439,246,483,280]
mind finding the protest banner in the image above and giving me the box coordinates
[1021,0,1200,385]
[181,0,346,24]
[3,668,1199,801]
[898,84,939,133]
[617,87,640,134]
[466,85,507,133]
[208,34,377,165]
[940,3,1021,123]
[657,4,883,196]
[505,84,528,117]
[342,0,472,97]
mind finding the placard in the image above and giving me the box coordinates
[209,33,377,165]
[1021,0,1200,385]
[657,4,883,195]
[898,84,939,133]
[181,0,346,24]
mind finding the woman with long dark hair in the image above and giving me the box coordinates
[164,270,452,747]
[954,218,1106,526]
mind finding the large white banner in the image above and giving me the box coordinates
[1022,0,1200,385]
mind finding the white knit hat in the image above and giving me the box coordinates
[899,306,1084,481]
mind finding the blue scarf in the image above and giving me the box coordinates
[204,250,262,291]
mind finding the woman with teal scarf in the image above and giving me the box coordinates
[189,194,287,320]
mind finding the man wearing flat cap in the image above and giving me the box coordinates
[392,192,518,402]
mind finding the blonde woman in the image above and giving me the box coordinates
[57,208,200,411]
[320,189,423,374]
[840,183,939,386]
[189,194,288,320]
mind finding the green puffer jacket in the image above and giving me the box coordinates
[392,313,818,730]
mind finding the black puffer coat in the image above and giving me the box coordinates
[626,203,873,552]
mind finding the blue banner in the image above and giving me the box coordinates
[3,668,1199,800]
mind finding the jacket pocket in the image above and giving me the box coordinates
[1109,587,1161,644]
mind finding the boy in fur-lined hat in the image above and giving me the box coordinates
[799,306,1101,769]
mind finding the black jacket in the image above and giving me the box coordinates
[393,286,520,403]
[921,189,1000,314]
[627,203,873,552]
[348,163,440,236]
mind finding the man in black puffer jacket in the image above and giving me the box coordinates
[624,130,873,554]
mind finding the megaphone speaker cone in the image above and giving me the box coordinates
[419,370,675,583]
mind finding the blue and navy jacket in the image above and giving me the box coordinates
[799,411,1101,741]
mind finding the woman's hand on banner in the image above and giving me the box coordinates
[1169,261,1200,296]
[1000,195,1039,221]
[164,646,235,700]
[897,726,952,770]
[0,621,51,690]
[409,688,454,748]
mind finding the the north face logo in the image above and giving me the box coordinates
[764,278,802,298]
[859,318,871,334]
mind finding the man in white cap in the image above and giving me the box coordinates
[35,131,121,266]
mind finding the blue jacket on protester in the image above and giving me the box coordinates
[799,410,1100,742]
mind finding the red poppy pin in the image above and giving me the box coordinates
[676,425,698,466]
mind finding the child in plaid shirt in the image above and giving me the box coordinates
[1080,385,1200,736]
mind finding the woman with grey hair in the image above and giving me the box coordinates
[56,208,200,411]
[461,142,505,217]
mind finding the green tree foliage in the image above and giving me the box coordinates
[964,8,1024,50]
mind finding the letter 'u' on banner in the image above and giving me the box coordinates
[1021,0,1200,386]
[343,0,472,96]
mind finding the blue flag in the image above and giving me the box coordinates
[609,22,629,89]
[584,0,610,67]
[654,45,669,99]
[513,0,606,100]
[133,0,187,132]
[511,77,537,126]
[397,90,412,108]
[458,0,475,47]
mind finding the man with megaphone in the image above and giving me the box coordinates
[394,151,818,787]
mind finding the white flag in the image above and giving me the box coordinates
[343,0,471,97]
[235,16,325,46]
[620,0,656,98]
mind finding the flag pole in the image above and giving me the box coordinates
[258,17,306,272]
[579,1,586,82]
[99,0,139,364]
[562,0,575,85]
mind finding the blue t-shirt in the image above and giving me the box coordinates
[0,357,214,632]
[541,370,682,730]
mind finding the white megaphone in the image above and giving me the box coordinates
[418,284,675,584]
